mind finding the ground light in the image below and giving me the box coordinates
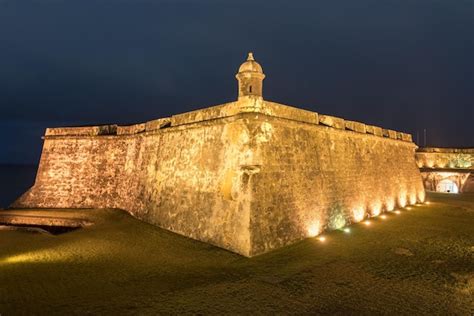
[343,228,350,233]
[395,210,401,215]
[318,236,326,242]
[380,215,387,220]
[363,221,371,226]
[307,223,320,237]
[406,206,412,210]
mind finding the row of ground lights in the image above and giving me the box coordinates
[306,194,427,238]
[352,193,425,224]
[316,200,431,242]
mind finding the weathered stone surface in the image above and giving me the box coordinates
[117,124,146,135]
[416,147,473,193]
[246,114,423,255]
[345,120,366,133]
[16,116,254,255]
[145,117,171,131]
[319,115,345,129]
[236,52,265,99]
[15,103,425,256]
[416,147,473,169]
[260,101,319,125]
[401,133,413,142]
[366,125,383,137]
[0,209,94,227]
[46,125,117,136]
[168,100,319,126]
[170,102,238,126]
[14,53,425,256]
[383,129,397,139]
[419,171,473,193]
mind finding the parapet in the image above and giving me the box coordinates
[417,147,474,154]
[43,98,414,144]
[45,125,118,137]
[145,118,171,132]
[416,147,473,169]
[366,125,383,137]
[257,101,319,125]
[319,114,345,129]
[345,120,366,133]
[163,99,413,143]
[167,100,319,126]
[117,123,146,135]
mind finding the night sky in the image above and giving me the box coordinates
[1,0,473,165]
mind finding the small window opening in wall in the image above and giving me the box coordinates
[249,86,252,93]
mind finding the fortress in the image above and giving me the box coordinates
[14,53,426,257]
[415,147,474,193]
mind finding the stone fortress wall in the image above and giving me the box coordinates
[14,53,425,256]
[415,148,474,193]
[416,147,473,169]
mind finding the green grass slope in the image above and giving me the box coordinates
[0,193,473,314]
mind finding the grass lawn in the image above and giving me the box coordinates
[1,193,473,314]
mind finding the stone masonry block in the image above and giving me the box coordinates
[388,129,397,139]
[145,118,171,131]
[345,120,366,133]
[401,133,413,142]
[319,114,345,129]
[117,124,146,135]
[45,125,117,137]
[367,125,383,137]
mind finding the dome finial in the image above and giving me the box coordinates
[247,52,255,61]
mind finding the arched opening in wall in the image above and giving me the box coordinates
[436,179,459,194]
[249,85,253,93]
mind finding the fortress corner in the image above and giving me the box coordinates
[14,53,425,256]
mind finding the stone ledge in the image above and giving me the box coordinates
[383,129,397,139]
[170,102,238,126]
[261,101,319,125]
[169,100,319,127]
[345,120,366,133]
[319,114,345,129]
[145,118,171,131]
[401,133,413,142]
[45,125,117,136]
[117,123,146,135]
[417,147,474,154]
[42,100,415,144]
[366,125,383,137]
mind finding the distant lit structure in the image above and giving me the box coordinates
[416,148,474,193]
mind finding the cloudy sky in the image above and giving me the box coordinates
[1,0,472,164]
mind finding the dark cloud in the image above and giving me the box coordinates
[0,0,473,163]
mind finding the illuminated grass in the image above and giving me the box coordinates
[0,192,473,314]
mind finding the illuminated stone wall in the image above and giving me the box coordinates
[14,98,424,256]
[245,113,423,256]
[464,174,474,192]
[416,148,473,193]
[416,147,473,169]
[419,171,472,193]
[15,114,253,255]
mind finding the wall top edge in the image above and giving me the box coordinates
[43,98,414,143]
[417,147,474,154]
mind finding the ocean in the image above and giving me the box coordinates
[0,164,38,208]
